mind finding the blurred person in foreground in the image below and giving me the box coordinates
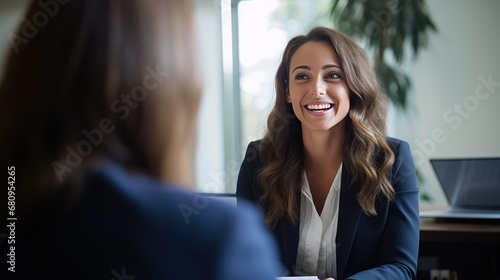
[0,0,283,279]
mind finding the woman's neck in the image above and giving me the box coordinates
[301,121,346,215]
[302,121,346,170]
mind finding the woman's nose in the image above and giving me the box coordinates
[310,78,326,96]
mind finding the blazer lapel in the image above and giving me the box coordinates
[336,166,362,279]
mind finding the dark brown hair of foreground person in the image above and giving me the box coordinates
[258,27,395,227]
[0,0,201,217]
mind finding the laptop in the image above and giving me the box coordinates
[419,157,500,220]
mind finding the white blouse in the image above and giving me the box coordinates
[295,164,342,280]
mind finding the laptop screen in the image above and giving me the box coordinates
[430,158,500,210]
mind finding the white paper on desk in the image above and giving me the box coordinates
[276,277,319,280]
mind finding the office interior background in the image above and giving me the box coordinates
[1,0,499,208]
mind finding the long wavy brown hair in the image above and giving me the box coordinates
[0,0,201,216]
[258,27,395,227]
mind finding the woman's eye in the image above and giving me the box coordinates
[295,74,309,80]
[325,72,340,79]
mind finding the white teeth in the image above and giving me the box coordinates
[306,104,332,110]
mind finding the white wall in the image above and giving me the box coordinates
[392,0,500,206]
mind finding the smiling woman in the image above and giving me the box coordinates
[287,41,350,139]
[236,27,420,280]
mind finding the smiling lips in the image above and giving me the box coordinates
[305,103,333,111]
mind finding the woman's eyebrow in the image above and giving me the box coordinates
[291,65,310,73]
[291,64,343,73]
[322,64,342,70]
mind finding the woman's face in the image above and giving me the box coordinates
[287,41,350,134]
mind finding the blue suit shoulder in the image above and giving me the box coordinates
[385,137,417,193]
[94,163,283,279]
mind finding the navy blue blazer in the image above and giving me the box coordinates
[17,162,283,280]
[236,137,420,280]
